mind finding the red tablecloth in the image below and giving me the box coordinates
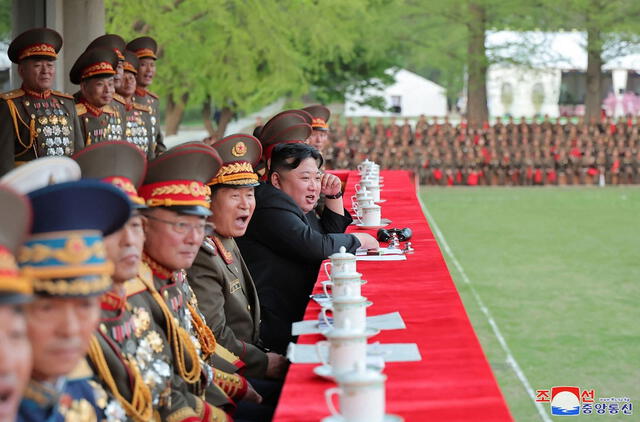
[273,170,513,421]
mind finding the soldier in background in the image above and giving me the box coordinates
[116,51,156,158]
[70,48,125,146]
[0,28,83,176]
[128,36,166,155]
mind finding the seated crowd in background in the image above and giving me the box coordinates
[323,114,640,186]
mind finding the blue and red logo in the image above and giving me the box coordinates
[536,386,633,416]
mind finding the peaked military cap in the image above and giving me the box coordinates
[209,134,262,187]
[86,34,126,61]
[0,186,33,304]
[73,141,147,207]
[8,27,62,63]
[259,110,312,160]
[19,180,131,297]
[123,50,139,74]
[139,145,222,216]
[70,48,118,84]
[126,36,158,60]
[302,105,330,131]
[0,157,81,194]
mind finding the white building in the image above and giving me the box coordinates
[486,31,640,118]
[345,68,448,117]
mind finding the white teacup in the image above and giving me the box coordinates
[321,296,371,332]
[357,181,381,202]
[357,159,375,175]
[325,363,387,422]
[315,328,376,375]
[357,203,381,226]
[323,247,357,279]
[323,272,363,299]
[352,197,375,218]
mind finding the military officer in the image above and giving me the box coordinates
[116,51,156,158]
[303,105,330,152]
[16,176,132,422]
[70,48,125,146]
[127,36,166,155]
[74,141,231,421]
[138,145,264,413]
[0,186,33,422]
[0,28,83,176]
[84,34,128,119]
[187,135,289,380]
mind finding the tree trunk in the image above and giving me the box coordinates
[164,92,189,136]
[202,96,216,136]
[585,27,603,122]
[466,2,488,128]
[215,107,234,139]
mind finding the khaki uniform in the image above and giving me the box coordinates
[0,88,83,175]
[75,101,125,146]
[188,235,268,378]
[132,87,165,155]
[123,101,156,159]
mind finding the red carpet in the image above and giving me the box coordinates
[273,170,513,421]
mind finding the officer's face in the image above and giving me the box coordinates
[114,61,124,90]
[0,305,31,422]
[307,130,329,151]
[271,157,321,213]
[26,296,100,382]
[105,215,145,283]
[118,71,137,98]
[210,186,255,238]
[137,58,156,87]
[81,76,115,108]
[143,208,206,271]
[18,59,56,92]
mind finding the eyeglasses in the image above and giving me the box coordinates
[146,215,214,236]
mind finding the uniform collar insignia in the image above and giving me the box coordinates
[211,235,233,265]
[22,85,52,99]
[100,287,126,311]
[134,87,147,97]
[142,253,173,280]
[79,97,103,117]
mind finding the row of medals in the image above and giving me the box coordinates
[97,115,124,141]
[36,110,72,156]
[125,116,150,152]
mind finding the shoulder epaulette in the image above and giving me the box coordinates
[67,358,95,380]
[52,90,74,99]
[202,237,218,256]
[103,104,116,114]
[133,102,152,113]
[124,277,147,296]
[0,89,24,100]
[147,90,159,99]
[75,103,87,115]
[112,93,126,105]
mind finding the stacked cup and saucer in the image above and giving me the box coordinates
[315,247,378,380]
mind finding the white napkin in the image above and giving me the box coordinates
[356,254,406,261]
[287,342,422,364]
[291,312,406,336]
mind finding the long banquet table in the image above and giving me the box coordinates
[272,170,513,421]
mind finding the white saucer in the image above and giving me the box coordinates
[355,222,390,229]
[350,218,390,226]
[320,326,381,338]
[320,279,368,286]
[321,414,404,421]
[375,199,387,203]
[313,360,387,381]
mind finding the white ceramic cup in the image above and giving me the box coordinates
[323,247,357,280]
[315,330,368,375]
[357,203,381,226]
[357,159,374,175]
[321,297,371,332]
[323,272,363,299]
[325,363,387,422]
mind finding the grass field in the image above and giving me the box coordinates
[419,186,640,421]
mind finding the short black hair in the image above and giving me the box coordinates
[268,143,324,180]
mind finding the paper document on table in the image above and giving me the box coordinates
[356,254,406,261]
[291,312,406,336]
[287,342,422,364]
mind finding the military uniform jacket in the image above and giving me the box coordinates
[0,87,83,176]
[18,363,106,422]
[187,234,268,378]
[75,98,125,146]
[141,256,248,408]
[133,87,166,155]
[123,100,155,159]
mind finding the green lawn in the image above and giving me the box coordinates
[419,186,640,421]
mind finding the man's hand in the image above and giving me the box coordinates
[243,381,263,404]
[265,352,289,379]
[320,173,342,197]
[352,233,379,250]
